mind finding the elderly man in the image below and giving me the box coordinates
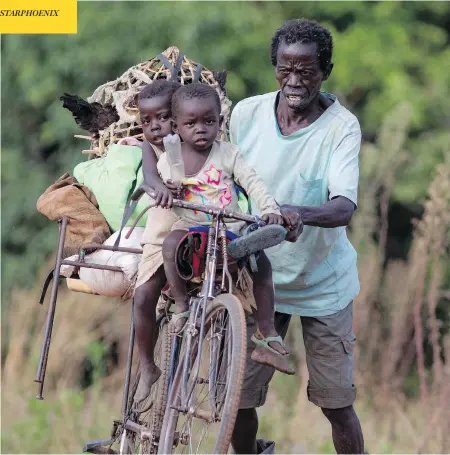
[229,19,365,454]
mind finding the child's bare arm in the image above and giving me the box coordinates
[142,140,173,208]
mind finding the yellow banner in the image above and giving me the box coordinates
[0,0,77,34]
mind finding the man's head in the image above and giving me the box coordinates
[271,19,333,111]
[171,83,222,152]
[138,80,181,147]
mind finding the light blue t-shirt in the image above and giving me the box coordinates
[230,91,361,317]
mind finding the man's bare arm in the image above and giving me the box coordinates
[299,196,355,227]
[281,196,356,229]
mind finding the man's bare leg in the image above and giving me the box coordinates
[231,408,258,454]
[322,405,365,454]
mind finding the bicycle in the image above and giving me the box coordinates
[120,184,287,455]
[34,184,286,455]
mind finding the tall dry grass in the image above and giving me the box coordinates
[1,274,137,453]
[2,104,449,453]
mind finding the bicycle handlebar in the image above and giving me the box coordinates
[131,184,261,224]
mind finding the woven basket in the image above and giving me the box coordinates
[83,47,230,157]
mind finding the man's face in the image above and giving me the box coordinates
[275,41,328,111]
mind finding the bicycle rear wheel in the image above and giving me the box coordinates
[159,293,246,454]
[121,315,172,454]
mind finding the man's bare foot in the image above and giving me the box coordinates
[134,362,162,404]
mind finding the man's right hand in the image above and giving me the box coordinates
[280,204,303,242]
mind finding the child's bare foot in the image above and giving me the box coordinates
[134,362,161,405]
[171,299,190,333]
[251,330,295,375]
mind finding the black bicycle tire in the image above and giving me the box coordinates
[158,293,247,454]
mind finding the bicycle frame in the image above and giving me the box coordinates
[168,219,246,420]
[35,217,143,402]
[35,218,148,453]
[180,218,227,411]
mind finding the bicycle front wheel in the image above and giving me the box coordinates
[159,293,246,454]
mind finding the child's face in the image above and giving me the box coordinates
[139,95,173,147]
[174,97,222,152]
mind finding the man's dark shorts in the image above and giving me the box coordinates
[239,302,357,410]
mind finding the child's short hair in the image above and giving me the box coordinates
[172,83,221,118]
[138,79,181,102]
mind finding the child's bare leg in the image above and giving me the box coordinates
[251,252,294,374]
[162,230,190,332]
[133,266,166,402]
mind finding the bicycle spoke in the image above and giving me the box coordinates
[168,309,235,453]
[159,294,246,454]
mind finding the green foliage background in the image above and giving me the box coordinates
[2,1,449,310]
[2,3,450,454]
